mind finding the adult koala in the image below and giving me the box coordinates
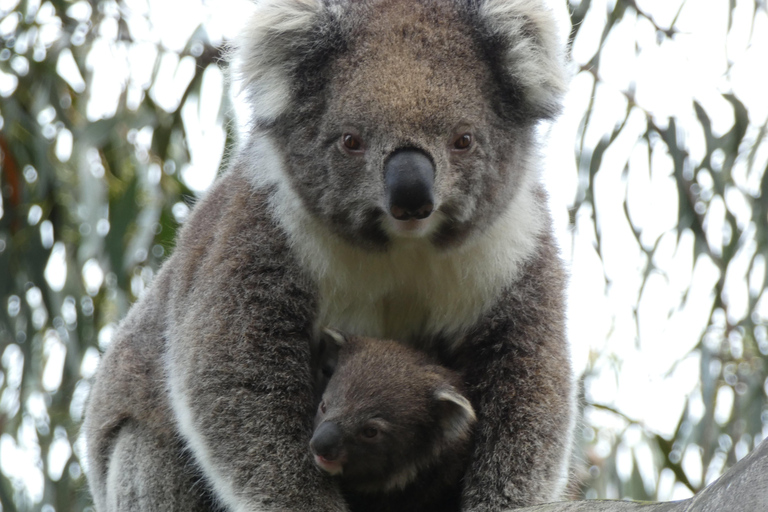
[83,0,574,511]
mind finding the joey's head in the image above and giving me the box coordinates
[309,329,476,492]
[234,0,567,250]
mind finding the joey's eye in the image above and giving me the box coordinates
[320,401,327,414]
[342,133,363,152]
[361,426,378,439]
[452,133,472,151]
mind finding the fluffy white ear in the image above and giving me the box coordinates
[230,0,326,124]
[315,327,347,383]
[478,0,568,119]
[320,327,347,348]
[436,387,477,443]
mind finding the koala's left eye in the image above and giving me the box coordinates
[341,133,364,152]
[452,133,472,151]
[361,426,379,439]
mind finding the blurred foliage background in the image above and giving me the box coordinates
[0,0,766,510]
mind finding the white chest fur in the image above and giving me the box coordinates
[272,185,544,349]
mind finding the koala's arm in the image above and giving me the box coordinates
[164,173,347,512]
[456,235,574,511]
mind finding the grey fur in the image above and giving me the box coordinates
[83,1,574,511]
[310,331,475,512]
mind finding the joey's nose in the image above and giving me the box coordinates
[310,422,343,461]
[384,149,435,221]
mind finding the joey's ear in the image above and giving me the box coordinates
[435,387,477,443]
[320,328,347,349]
[317,328,347,375]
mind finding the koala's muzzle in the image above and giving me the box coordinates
[384,149,435,221]
[310,421,344,461]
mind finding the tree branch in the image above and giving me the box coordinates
[510,437,768,511]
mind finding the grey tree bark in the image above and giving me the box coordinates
[512,437,768,512]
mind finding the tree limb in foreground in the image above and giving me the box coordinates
[514,437,768,512]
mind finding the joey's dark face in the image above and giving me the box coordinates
[278,0,537,250]
[310,396,426,487]
[309,342,440,489]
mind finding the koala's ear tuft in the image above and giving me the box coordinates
[435,387,477,443]
[230,0,343,124]
[475,0,569,121]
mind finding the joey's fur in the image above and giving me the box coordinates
[310,331,475,512]
[83,1,575,511]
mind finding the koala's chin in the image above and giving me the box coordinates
[381,210,446,240]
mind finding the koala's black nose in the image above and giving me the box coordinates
[384,149,435,221]
[310,422,344,461]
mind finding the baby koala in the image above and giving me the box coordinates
[310,329,476,512]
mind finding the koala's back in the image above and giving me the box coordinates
[82,170,310,511]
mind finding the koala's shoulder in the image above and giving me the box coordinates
[176,170,280,252]
[168,166,302,288]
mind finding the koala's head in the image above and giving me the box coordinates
[309,329,476,492]
[235,0,566,250]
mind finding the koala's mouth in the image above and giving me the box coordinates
[383,209,443,239]
[314,454,346,476]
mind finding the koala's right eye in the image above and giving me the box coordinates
[319,400,327,414]
[451,133,473,152]
[341,134,364,153]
